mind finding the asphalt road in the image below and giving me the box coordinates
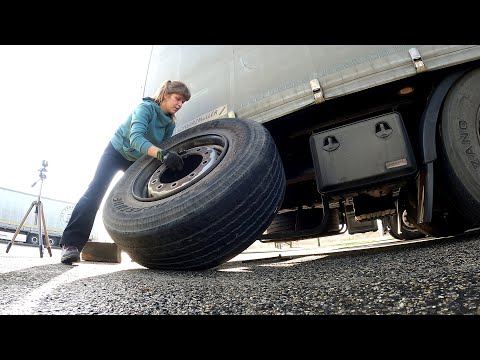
[1,232,479,315]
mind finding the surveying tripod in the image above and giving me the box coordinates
[6,160,52,258]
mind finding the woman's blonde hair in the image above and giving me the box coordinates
[152,80,191,105]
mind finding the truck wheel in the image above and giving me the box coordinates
[48,236,59,247]
[26,233,39,245]
[437,67,480,228]
[383,211,424,240]
[103,118,286,270]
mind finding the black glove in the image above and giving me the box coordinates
[162,149,184,172]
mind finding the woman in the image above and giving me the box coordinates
[60,80,191,264]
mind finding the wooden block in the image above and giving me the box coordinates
[81,242,122,263]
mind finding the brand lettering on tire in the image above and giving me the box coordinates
[458,119,480,170]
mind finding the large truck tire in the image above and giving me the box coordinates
[437,67,480,228]
[103,118,286,270]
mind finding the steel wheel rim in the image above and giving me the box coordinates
[132,134,229,201]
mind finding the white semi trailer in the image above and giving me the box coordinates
[0,187,99,247]
[102,45,480,270]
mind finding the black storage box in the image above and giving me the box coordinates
[309,112,417,194]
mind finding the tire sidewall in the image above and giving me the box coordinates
[438,68,480,226]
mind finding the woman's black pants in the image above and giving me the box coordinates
[59,142,133,250]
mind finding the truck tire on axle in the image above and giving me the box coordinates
[437,67,480,228]
[383,211,424,240]
[102,118,286,270]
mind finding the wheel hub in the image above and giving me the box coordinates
[147,146,219,200]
